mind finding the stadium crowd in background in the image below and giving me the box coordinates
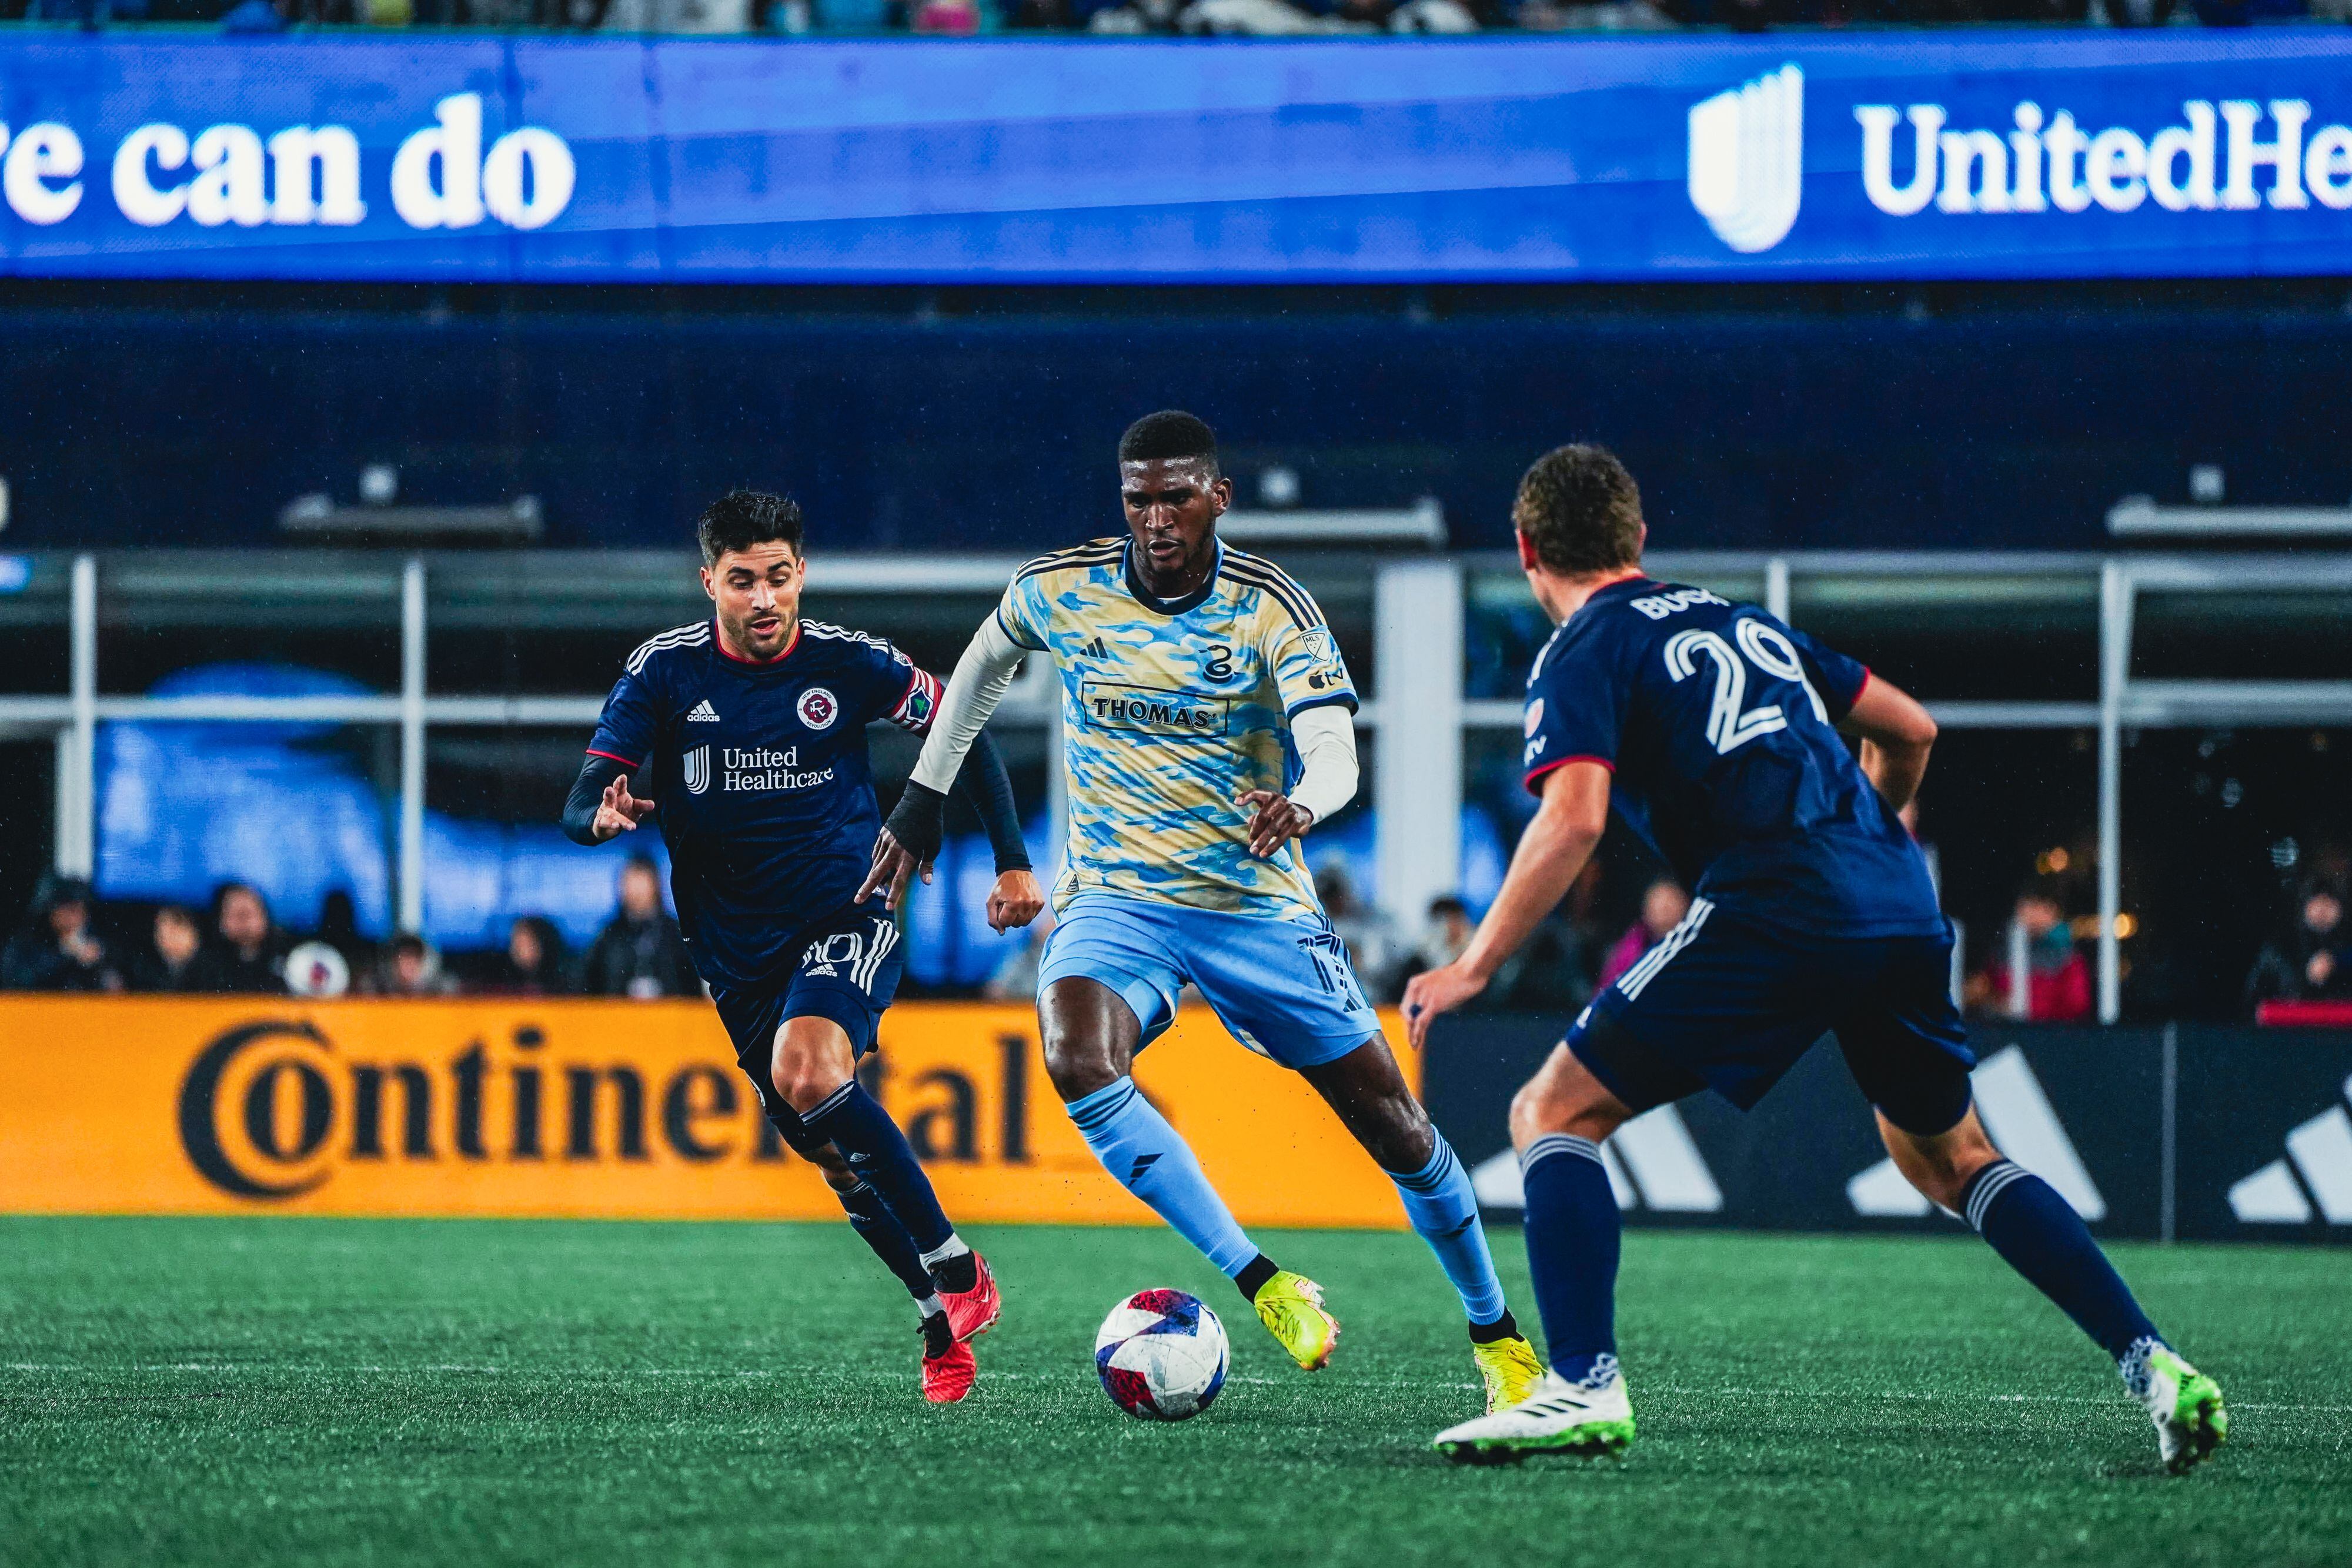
[5,842,2348,1022]
[0,0,2336,34]
[2244,881,2352,1008]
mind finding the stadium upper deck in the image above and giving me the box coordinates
[0,0,2332,34]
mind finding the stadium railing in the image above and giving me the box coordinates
[4,540,2349,1020]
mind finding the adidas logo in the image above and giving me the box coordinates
[2229,1073,2352,1225]
[1847,1046,2106,1220]
[1469,1104,1722,1215]
[687,700,720,723]
[1085,637,1110,659]
[1128,1152,1162,1182]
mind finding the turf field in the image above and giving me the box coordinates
[2,1218,2345,1568]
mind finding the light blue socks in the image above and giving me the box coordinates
[1067,1076,1258,1278]
[1391,1135,1509,1324]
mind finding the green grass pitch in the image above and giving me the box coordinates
[3,1218,2346,1567]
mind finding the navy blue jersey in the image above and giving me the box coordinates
[1522,578,1942,938]
[587,618,943,990]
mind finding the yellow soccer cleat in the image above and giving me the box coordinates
[1472,1334,1546,1415]
[1251,1270,1339,1371]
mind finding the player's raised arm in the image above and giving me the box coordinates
[1402,760,1610,1050]
[858,611,1031,910]
[1838,671,1938,814]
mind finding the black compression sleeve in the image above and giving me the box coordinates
[950,731,1031,875]
[562,753,629,847]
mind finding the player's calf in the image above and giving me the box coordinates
[1883,1109,2227,1473]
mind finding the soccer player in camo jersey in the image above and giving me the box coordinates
[563,489,1044,1405]
[1408,444,2225,1470]
[862,412,1547,1419]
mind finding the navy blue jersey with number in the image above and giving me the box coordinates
[586,618,943,990]
[1522,577,1942,938]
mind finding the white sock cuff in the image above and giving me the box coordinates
[918,1233,971,1269]
[1522,1132,1603,1172]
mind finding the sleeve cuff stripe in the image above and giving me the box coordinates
[1524,754,1613,793]
[1285,693,1359,719]
[585,748,642,768]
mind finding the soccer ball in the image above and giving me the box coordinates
[1094,1289,1229,1422]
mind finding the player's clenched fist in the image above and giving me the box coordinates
[592,773,657,841]
[985,869,1045,933]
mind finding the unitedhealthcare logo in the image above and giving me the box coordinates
[1688,63,1805,255]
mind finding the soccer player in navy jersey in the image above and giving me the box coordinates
[1408,446,2226,1470]
[562,489,1043,1405]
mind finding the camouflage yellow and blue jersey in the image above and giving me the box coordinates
[997,536,1357,920]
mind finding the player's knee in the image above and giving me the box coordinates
[1509,1074,1615,1148]
[1041,1031,1120,1102]
[770,1043,854,1115]
[1880,1114,1999,1209]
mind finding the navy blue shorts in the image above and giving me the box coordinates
[1566,898,1976,1136]
[709,900,904,1143]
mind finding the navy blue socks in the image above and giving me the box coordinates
[1962,1159,2161,1362]
[1520,1132,1622,1385]
[833,1176,938,1303]
[802,1080,961,1261]
[1389,1136,1510,1325]
[1067,1076,1259,1278]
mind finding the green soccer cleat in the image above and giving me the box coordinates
[1471,1334,1547,1416]
[1434,1362,1635,1465]
[1251,1269,1339,1372]
[2130,1342,2227,1475]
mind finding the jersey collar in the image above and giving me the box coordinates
[1122,537,1223,618]
[711,617,803,668]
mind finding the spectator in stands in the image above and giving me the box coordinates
[376,932,457,996]
[1969,884,2092,1023]
[1317,864,1402,999]
[2246,883,2352,1010]
[208,881,287,994]
[309,888,375,981]
[1,874,122,992]
[583,855,697,998]
[132,904,211,992]
[485,915,574,995]
[1595,877,1689,992]
[1390,895,1480,999]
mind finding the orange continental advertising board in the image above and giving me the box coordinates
[0,998,1413,1228]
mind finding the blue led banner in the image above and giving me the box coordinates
[2,34,2349,281]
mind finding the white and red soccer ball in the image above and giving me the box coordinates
[1094,1289,1229,1422]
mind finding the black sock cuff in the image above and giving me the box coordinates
[931,1252,978,1295]
[1468,1309,1521,1345]
[1234,1253,1279,1303]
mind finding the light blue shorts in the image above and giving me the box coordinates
[1037,893,1382,1069]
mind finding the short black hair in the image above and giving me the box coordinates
[697,489,804,569]
[1514,444,1645,577]
[1118,410,1219,473]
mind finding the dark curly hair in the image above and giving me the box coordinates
[1117,410,1218,473]
[1512,444,1645,577]
[697,489,805,568]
